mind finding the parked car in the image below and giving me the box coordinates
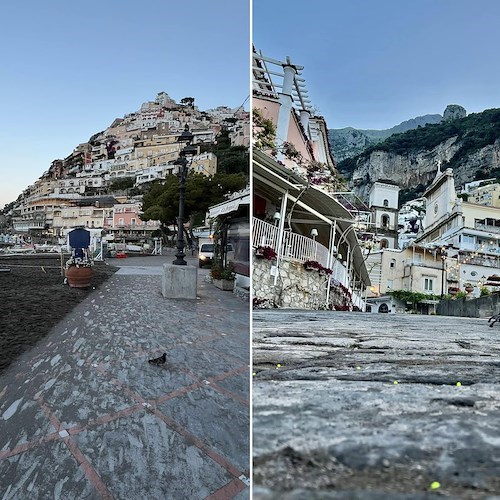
[198,242,234,268]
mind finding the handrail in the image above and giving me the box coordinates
[252,217,365,308]
[253,218,328,266]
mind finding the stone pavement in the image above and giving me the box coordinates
[253,310,500,499]
[0,253,250,499]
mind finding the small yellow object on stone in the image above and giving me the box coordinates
[456,381,462,387]
[393,380,398,385]
[356,366,361,370]
[252,372,256,376]
[276,364,281,368]
[430,481,440,490]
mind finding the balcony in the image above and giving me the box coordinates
[253,217,324,265]
[474,223,500,234]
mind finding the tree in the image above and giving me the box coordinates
[200,129,249,175]
[216,146,249,175]
[140,172,247,242]
[108,177,135,193]
[180,97,195,107]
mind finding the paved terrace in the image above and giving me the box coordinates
[253,310,500,499]
[0,254,250,499]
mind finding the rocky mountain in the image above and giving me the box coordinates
[443,104,467,122]
[337,108,500,205]
[329,113,443,162]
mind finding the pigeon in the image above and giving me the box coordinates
[488,314,500,328]
[148,352,167,365]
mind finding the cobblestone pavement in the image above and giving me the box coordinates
[0,254,250,499]
[253,310,500,499]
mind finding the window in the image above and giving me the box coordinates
[424,278,434,292]
[390,259,396,268]
[383,199,389,207]
[118,218,124,226]
[387,279,393,289]
[381,215,390,228]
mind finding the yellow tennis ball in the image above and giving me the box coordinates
[393,380,398,385]
[252,372,256,376]
[276,364,281,368]
[430,481,440,490]
[456,382,462,387]
[356,366,361,370]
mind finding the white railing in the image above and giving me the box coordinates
[253,218,329,267]
[253,218,278,249]
[351,290,365,310]
[253,217,365,309]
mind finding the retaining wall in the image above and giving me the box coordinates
[253,258,344,309]
[437,292,500,318]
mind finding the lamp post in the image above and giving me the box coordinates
[172,125,197,266]
[440,247,447,299]
[273,211,281,227]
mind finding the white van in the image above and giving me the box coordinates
[198,241,234,268]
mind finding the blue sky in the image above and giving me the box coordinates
[254,0,500,130]
[0,0,249,207]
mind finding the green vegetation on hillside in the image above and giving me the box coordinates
[200,129,249,176]
[338,108,500,176]
[140,172,247,232]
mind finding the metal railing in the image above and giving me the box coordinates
[253,217,368,308]
[474,223,500,234]
[253,218,328,266]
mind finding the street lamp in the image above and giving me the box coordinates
[273,211,281,227]
[440,246,447,299]
[172,125,197,265]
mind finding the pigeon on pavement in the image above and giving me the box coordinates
[148,353,167,365]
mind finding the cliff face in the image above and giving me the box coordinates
[349,138,500,202]
[338,108,500,204]
[329,113,443,162]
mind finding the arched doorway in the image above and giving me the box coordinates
[378,303,389,313]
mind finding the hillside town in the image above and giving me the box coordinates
[252,48,500,315]
[0,92,250,253]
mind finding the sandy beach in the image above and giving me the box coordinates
[0,255,118,373]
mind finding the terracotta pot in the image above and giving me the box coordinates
[65,266,93,288]
[465,286,473,293]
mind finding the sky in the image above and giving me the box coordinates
[0,0,249,208]
[253,0,500,131]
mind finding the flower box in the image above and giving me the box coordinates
[255,246,277,260]
[213,278,235,291]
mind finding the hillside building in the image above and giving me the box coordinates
[368,165,500,306]
[368,181,400,249]
[252,48,370,310]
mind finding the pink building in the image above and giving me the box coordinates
[110,202,160,240]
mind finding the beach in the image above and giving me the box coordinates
[0,255,118,373]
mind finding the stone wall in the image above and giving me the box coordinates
[437,292,500,318]
[253,258,343,309]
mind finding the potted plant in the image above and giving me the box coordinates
[255,245,277,260]
[210,264,236,291]
[464,283,474,293]
[65,254,94,288]
[448,286,460,296]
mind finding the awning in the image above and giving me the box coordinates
[209,192,250,218]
